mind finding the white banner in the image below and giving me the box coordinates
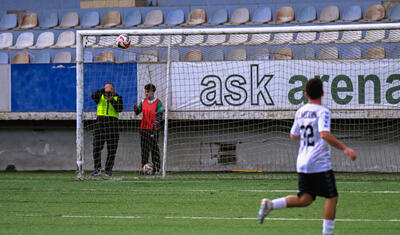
[171,60,400,111]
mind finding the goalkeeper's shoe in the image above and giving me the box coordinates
[91,169,101,176]
[105,171,112,177]
[258,198,272,224]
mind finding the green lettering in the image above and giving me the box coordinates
[386,74,400,104]
[358,75,381,104]
[331,75,353,105]
[288,75,307,105]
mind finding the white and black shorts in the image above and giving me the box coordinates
[297,170,338,200]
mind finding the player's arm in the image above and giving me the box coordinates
[320,132,356,161]
[91,88,105,104]
[154,100,164,130]
[109,94,123,113]
[133,100,143,115]
[290,114,300,140]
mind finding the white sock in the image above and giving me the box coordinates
[272,197,287,210]
[322,219,335,235]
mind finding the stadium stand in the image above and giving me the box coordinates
[312,31,339,44]
[96,11,121,28]
[336,30,362,44]
[269,33,294,45]
[200,34,227,46]
[204,48,224,61]
[224,7,250,25]
[51,31,75,48]
[0,14,17,30]
[366,46,385,58]
[76,11,100,28]
[184,49,202,61]
[244,33,271,45]
[0,52,8,64]
[318,46,339,59]
[338,5,362,22]
[121,9,142,27]
[29,31,55,49]
[180,34,205,46]
[38,12,58,28]
[95,50,115,63]
[204,8,228,25]
[342,46,362,59]
[54,51,73,63]
[138,9,163,27]
[382,29,400,43]
[31,51,51,63]
[274,47,292,60]
[83,36,96,47]
[388,45,400,58]
[246,6,271,25]
[139,35,161,47]
[291,32,317,44]
[91,36,114,48]
[181,8,206,26]
[271,6,294,24]
[12,51,30,64]
[9,32,34,49]
[158,48,179,61]
[227,48,247,61]
[385,4,400,22]
[15,13,38,30]
[139,49,158,62]
[359,4,385,22]
[159,35,183,47]
[161,9,185,26]
[0,32,13,49]
[84,51,93,63]
[313,5,340,23]
[359,30,385,43]
[55,11,79,29]
[248,47,269,60]
[221,34,249,46]
[293,6,317,23]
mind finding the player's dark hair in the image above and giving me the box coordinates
[145,83,156,92]
[305,78,323,100]
[105,82,114,87]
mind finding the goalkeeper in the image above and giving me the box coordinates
[91,83,123,177]
[133,83,163,174]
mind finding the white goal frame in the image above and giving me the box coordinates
[76,23,400,180]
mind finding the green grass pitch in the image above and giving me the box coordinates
[1,172,400,234]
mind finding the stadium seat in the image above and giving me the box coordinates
[51,31,75,48]
[222,34,249,46]
[159,35,183,47]
[338,5,362,22]
[91,36,114,48]
[270,6,294,24]
[274,47,292,60]
[0,32,13,49]
[336,31,362,44]
[384,4,400,22]
[0,14,17,30]
[184,49,202,61]
[84,51,93,63]
[9,32,34,49]
[0,52,8,64]
[366,46,385,59]
[248,47,269,60]
[204,48,224,61]
[342,46,361,59]
[359,4,385,22]
[15,13,38,30]
[293,47,315,59]
[55,12,79,29]
[181,9,206,26]
[122,9,142,27]
[83,36,97,47]
[382,29,400,43]
[116,51,136,62]
[318,47,338,60]
[96,51,114,63]
[244,34,271,45]
[161,9,184,26]
[200,35,226,46]
[179,35,205,46]
[387,45,400,58]
[204,8,228,25]
[29,31,54,49]
[269,33,294,45]
[54,51,73,63]
[313,5,339,23]
[246,7,271,25]
[138,10,163,27]
[293,6,317,23]
[158,48,179,62]
[291,32,317,44]
[96,11,121,28]
[39,12,58,28]
[224,8,250,25]
[12,51,30,64]
[227,48,247,61]
[31,51,51,63]
[76,11,100,28]
[359,30,385,43]
[138,35,161,47]
[304,47,316,59]
[139,50,158,62]
[312,31,339,44]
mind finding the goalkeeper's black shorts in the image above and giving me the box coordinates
[297,170,338,200]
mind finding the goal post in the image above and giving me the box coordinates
[76,23,400,180]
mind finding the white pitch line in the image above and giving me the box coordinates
[242,190,400,194]
[61,215,144,219]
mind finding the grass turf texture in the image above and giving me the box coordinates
[1,172,400,234]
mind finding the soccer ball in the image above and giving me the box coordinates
[115,34,131,49]
[142,163,154,175]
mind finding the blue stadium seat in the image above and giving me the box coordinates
[158,48,179,62]
[138,9,163,27]
[0,14,17,30]
[204,8,228,25]
[54,51,73,63]
[29,31,55,49]
[246,7,271,25]
[293,47,315,59]
[342,46,361,59]
[336,30,362,44]
[179,35,205,46]
[77,11,100,28]
[9,32,34,49]
[51,31,75,48]
[139,50,158,62]
[204,48,224,61]
[248,47,269,60]
[338,5,362,22]
[313,5,339,23]
[382,29,400,43]
[359,30,385,43]
[304,47,315,59]
[84,51,93,63]
[32,51,51,63]
[244,34,271,45]
[384,4,400,22]
[0,52,8,64]
[222,34,249,46]
[161,9,184,26]
[225,8,250,25]
[116,51,136,62]
[122,9,142,27]
[0,32,13,49]
[55,11,79,29]
[388,45,400,58]
[291,32,317,44]
[294,6,316,23]
[39,12,58,28]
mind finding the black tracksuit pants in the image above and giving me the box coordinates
[93,117,119,172]
[140,129,161,172]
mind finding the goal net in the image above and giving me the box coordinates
[76,24,400,179]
